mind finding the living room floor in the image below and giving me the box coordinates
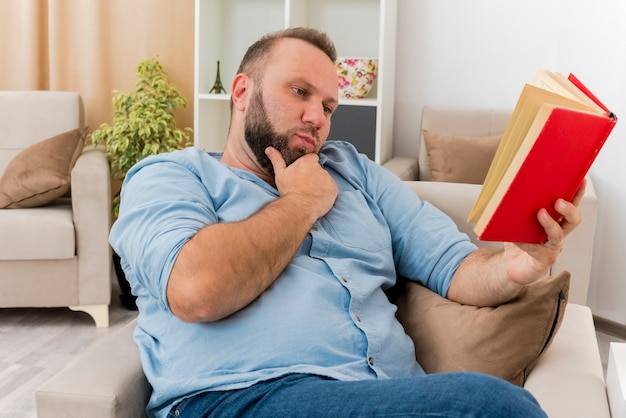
[0,280,138,418]
[0,280,623,418]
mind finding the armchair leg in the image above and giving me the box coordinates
[69,304,110,328]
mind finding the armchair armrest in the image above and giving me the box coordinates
[524,304,610,417]
[71,145,112,305]
[383,157,419,181]
[36,320,149,418]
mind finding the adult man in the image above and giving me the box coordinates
[110,27,583,417]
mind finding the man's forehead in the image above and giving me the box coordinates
[270,37,329,61]
[266,39,335,77]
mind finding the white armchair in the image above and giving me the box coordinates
[35,180,610,418]
[0,91,112,327]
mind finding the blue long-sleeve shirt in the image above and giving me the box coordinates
[110,140,477,418]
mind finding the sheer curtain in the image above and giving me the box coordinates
[0,0,195,140]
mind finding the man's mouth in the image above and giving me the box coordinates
[297,134,317,152]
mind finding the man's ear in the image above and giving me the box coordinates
[231,73,251,111]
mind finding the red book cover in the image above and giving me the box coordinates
[475,106,616,243]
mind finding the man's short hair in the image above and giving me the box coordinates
[237,27,337,82]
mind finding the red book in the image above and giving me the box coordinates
[468,70,617,243]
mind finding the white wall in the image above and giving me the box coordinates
[393,0,626,324]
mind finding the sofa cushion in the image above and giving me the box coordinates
[0,127,86,209]
[0,199,75,260]
[394,271,570,386]
[423,130,500,184]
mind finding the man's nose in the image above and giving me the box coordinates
[302,102,327,129]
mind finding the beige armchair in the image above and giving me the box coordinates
[33,106,609,416]
[383,106,599,306]
[35,180,610,418]
[0,91,112,327]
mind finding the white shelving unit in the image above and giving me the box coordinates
[194,0,397,164]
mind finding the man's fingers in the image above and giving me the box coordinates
[265,147,286,174]
[537,193,582,250]
[537,208,565,247]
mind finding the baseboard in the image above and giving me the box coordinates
[594,315,626,340]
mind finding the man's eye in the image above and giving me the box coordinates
[323,106,334,115]
[292,87,306,96]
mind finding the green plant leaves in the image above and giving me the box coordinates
[89,56,192,216]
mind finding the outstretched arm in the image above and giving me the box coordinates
[446,179,586,307]
[167,147,337,323]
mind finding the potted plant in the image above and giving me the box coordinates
[91,56,192,309]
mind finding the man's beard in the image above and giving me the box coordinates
[244,88,319,176]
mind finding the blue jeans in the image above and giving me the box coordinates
[168,372,547,417]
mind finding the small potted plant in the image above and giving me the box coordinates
[91,56,192,309]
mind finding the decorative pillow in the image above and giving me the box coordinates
[0,127,87,209]
[423,130,501,184]
[393,271,570,386]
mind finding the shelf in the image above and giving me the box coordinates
[194,0,397,163]
[339,98,378,107]
[198,93,231,101]
[198,94,378,108]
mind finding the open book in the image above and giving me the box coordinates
[468,69,617,243]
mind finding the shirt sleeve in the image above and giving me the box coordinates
[372,165,477,296]
[109,150,218,311]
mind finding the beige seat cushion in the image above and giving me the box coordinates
[0,199,75,260]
